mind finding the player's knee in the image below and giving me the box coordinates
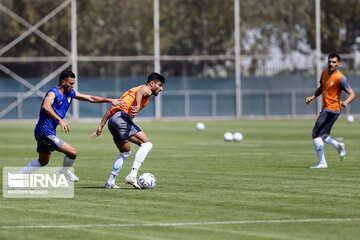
[38,159,49,166]
[67,149,77,160]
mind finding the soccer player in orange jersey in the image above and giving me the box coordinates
[306,53,356,168]
[91,73,165,188]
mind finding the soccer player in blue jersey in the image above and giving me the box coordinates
[17,70,121,182]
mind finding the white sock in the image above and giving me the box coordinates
[313,137,326,164]
[323,136,339,148]
[17,159,42,174]
[107,151,131,185]
[60,156,75,172]
[129,142,153,178]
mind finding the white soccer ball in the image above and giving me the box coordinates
[196,122,205,131]
[138,173,156,189]
[233,132,243,142]
[224,132,233,142]
[347,115,354,123]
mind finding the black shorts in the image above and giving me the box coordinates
[312,109,340,140]
[35,134,65,153]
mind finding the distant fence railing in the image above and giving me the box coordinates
[1,88,358,120]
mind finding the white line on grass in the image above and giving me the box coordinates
[1,218,360,229]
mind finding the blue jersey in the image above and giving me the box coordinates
[34,86,76,136]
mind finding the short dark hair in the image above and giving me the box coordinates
[59,70,75,84]
[328,52,341,62]
[147,72,165,84]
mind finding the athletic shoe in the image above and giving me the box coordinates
[310,162,328,169]
[337,142,346,161]
[125,175,141,189]
[59,169,79,182]
[104,183,120,189]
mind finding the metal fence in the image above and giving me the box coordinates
[1,0,359,121]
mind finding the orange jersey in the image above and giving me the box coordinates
[321,69,344,111]
[110,85,150,118]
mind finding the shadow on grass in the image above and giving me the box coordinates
[276,165,310,169]
[78,186,137,190]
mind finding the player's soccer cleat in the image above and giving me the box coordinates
[59,169,79,182]
[337,142,346,161]
[125,175,141,189]
[104,183,120,189]
[310,162,328,169]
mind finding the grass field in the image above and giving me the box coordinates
[0,119,359,240]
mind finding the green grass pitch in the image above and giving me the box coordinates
[0,119,359,240]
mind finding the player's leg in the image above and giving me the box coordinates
[57,141,79,182]
[17,152,50,174]
[105,111,134,188]
[38,152,51,166]
[310,111,328,168]
[320,112,345,161]
[125,131,153,186]
[17,134,58,174]
[105,141,131,188]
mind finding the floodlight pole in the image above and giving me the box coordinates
[315,0,322,113]
[154,0,161,119]
[234,0,241,118]
[71,0,79,120]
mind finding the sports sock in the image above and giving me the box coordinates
[129,142,153,178]
[107,151,131,185]
[17,159,42,174]
[323,136,339,148]
[60,156,75,172]
[313,137,326,164]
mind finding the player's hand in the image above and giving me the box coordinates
[341,101,348,108]
[91,126,103,138]
[130,106,140,115]
[110,99,123,107]
[119,100,125,108]
[59,120,69,133]
[306,97,313,104]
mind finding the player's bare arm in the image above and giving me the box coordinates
[130,86,152,115]
[74,91,122,106]
[306,85,323,104]
[42,92,69,132]
[91,107,112,138]
[340,88,356,108]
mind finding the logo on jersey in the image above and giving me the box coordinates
[330,81,334,86]
[67,97,71,103]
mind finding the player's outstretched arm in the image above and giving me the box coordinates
[91,107,112,138]
[42,92,69,132]
[341,88,356,108]
[74,91,121,106]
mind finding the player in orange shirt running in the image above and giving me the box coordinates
[306,53,356,168]
[91,73,165,188]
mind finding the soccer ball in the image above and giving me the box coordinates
[138,173,156,189]
[196,122,205,131]
[233,132,243,142]
[224,132,233,142]
[347,115,354,123]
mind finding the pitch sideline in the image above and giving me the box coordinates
[1,218,360,229]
